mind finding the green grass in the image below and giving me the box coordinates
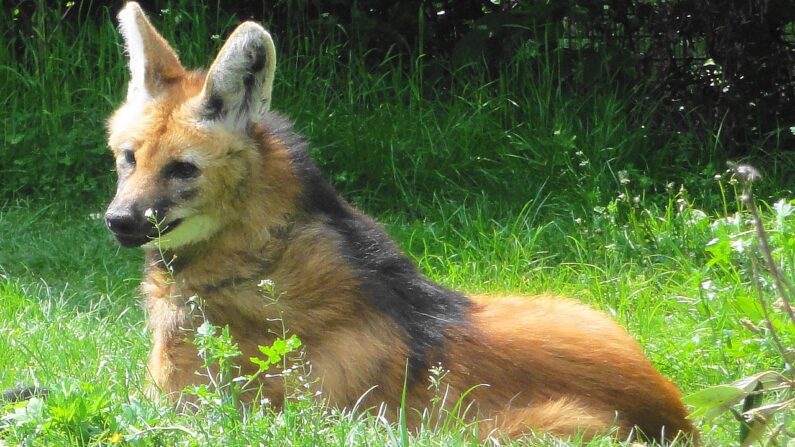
[1,186,793,445]
[2,2,794,446]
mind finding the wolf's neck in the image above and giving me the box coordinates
[145,219,294,286]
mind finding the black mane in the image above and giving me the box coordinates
[260,112,471,377]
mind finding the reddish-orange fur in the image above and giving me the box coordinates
[107,3,698,443]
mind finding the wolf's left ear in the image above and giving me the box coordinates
[118,2,185,103]
[196,22,276,131]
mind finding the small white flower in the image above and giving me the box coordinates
[144,208,154,218]
[730,238,749,254]
[686,209,707,225]
[773,199,793,219]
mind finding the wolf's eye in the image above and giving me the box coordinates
[122,150,136,167]
[164,161,200,180]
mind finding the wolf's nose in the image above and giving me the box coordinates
[104,211,139,235]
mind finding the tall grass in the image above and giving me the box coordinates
[2,2,117,196]
[1,1,744,214]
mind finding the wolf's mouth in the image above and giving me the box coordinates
[115,234,150,248]
[157,218,183,236]
[113,218,184,248]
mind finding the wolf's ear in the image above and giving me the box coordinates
[117,2,185,103]
[196,22,276,131]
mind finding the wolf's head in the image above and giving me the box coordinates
[105,2,280,249]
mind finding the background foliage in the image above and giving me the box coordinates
[1,0,794,201]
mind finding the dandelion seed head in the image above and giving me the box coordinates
[617,170,630,185]
[729,163,761,183]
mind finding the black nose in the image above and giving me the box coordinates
[104,211,139,235]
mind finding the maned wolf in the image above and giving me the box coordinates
[105,2,697,443]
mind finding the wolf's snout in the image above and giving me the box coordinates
[104,210,139,235]
[104,207,152,247]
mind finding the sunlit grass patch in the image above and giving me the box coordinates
[1,177,793,444]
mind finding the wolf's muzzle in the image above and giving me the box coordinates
[105,210,152,247]
[105,209,183,248]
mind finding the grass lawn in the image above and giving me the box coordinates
[1,181,792,445]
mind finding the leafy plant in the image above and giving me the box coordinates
[685,164,795,446]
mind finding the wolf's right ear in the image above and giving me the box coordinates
[117,2,185,103]
[195,22,276,132]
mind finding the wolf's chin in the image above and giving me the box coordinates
[115,234,150,248]
[145,215,221,250]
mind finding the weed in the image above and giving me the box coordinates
[685,165,795,446]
